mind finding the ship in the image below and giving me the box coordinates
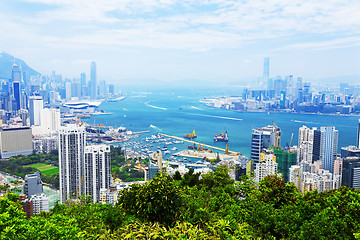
[184,129,197,139]
[214,131,229,142]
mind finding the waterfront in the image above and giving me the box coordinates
[85,87,360,157]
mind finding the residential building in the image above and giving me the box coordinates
[29,96,43,126]
[24,171,43,197]
[84,144,111,203]
[250,125,281,163]
[254,153,278,183]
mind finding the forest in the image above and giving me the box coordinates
[1,166,360,239]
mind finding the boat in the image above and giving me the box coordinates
[171,147,178,151]
[214,131,229,142]
[184,129,197,139]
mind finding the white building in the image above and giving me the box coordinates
[254,153,278,183]
[29,96,43,126]
[30,193,49,215]
[59,124,86,203]
[298,141,313,164]
[84,144,111,203]
[32,108,60,136]
[289,165,301,190]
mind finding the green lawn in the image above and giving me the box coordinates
[25,163,59,176]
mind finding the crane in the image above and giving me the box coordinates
[272,121,280,149]
[288,133,294,152]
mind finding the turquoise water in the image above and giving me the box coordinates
[86,87,359,157]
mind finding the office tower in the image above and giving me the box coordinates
[286,75,294,101]
[29,96,43,126]
[12,61,21,82]
[341,145,360,158]
[33,108,61,135]
[84,144,111,203]
[313,128,321,162]
[263,57,270,90]
[320,126,338,173]
[90,61,97,99]
[254,153,278,183]
[303,82,311,102]
[0,126,33,159]
[250,125,281,163]
[30,193,49,215]
[13,81,21,111]
[342,157,360,189]
[24,171,43,197]
[296,77,303,102]
[99,80,107,96]
[65,82,71,100]
[59,124,86,203]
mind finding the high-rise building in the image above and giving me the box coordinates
[11,61,21,83]
[90,61,97,99]
[65,82,71,100]
[289,165,301,190]
[84,144,111,203]
[250,125,281,163]
[342,157,360,189]
[263,57,270,90]
[254,153,278,183]
[13,81,21,111]
[273,147,297,182]
[80,73,86,97]
[320,126,338,173]
[24,171,43,197]
[59,124,86,203]
[29,96,43,126]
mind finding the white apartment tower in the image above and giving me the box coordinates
[254,153,278,183]
[29,96,43,126]
[320,126,338,173]
[84,144,111,203]
[59,124,86,203]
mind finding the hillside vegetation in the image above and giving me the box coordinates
[1,166,360,239]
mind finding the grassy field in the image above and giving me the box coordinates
[25,163,59,176]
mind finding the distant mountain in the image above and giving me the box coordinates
[0,52,40,80]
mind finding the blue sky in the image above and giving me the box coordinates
[0,0,359,86]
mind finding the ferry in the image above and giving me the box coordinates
[214,131,229,142]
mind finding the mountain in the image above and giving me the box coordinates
[0,52,40,80]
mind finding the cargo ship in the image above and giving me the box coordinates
[184,129,197,139]
[214,131,229,142]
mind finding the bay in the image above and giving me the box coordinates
[86,87,359,158]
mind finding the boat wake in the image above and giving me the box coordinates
[190,106,202,110]
[188,113,243,121]
[122,108,127,111]
[150,124,162,132]
[291,120,317,124]
[144,101,167,110]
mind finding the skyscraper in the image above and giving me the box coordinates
[59,124,86,203]
[13,81,21,111]
[11,61,21,83]
[320,126,338,173]
[29,96,43,126]
[80,73,86,97]
[84,145,111,203]
[250,125,281,164]
[90,61,97,99]
[263,57,271,90]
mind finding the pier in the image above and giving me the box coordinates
[158,133,240,155]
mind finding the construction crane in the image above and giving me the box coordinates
[225,141,230,154]
[272,121,280,149]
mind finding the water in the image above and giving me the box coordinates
[85,87,359,157]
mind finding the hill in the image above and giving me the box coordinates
[0,52,40,80]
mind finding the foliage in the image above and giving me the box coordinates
[1,168,360,239]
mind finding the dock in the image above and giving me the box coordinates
[158,133,239,155]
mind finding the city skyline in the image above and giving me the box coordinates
[0,1,359,85]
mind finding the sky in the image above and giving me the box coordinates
[0,0,359,86]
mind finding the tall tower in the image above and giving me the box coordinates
[263,57,271,90]
[13,81,21,111]
[90,61,97,99]
[11,60,21,83]
[84,145,111,203]
[29,96,43,126]
[320,126,338,173]
[80,73,86,97]
[59,124,86,203]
